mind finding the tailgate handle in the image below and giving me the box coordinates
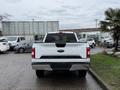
[57,49,64,53]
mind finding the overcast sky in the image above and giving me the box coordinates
[0,0,120,29]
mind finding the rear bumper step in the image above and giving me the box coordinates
[32,62,90,65]
[32,62,90,71]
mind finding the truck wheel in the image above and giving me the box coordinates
[36,70,44,78]
[19,48,24,53]
[78,70,87,78]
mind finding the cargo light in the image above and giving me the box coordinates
[32,48,35,58]
[86,47,90,58]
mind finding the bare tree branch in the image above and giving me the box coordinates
[0,13,12,21]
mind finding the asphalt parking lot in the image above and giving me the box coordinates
[0,48,104,90]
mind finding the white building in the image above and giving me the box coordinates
[1,21,59,40]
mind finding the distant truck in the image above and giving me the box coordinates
[31,32,90,78]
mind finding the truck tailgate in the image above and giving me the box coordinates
[33,43,88,59]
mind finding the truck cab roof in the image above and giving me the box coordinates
[47,31,74,34]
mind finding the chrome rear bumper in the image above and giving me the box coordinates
[32,62,90,71]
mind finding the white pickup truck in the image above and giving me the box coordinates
[31,32,90,78]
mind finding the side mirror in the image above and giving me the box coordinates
[17,38,20,42]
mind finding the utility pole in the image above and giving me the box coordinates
[95,19,98,28]
[32,19,35,35]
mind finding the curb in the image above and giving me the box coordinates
[89,68,111,90]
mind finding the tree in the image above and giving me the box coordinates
[100,8,120,51]
[0,13,12,21]
[0,13,12,36]
[0,31,2,36]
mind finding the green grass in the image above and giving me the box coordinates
[91,53,120,90]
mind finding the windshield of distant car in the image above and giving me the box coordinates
[7,37,17,41]
[0,39,8,42]
[87,38,93,41]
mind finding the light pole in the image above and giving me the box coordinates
[95,19,98,28]
[32,19,34,35]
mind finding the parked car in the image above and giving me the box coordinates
[0,38,10,53]
[104,38,114,48]
[14,41,33,53]
[79,38,87,42]
[87,38,96,48]
[101,37,111,43]
[32,32,90,78]
[5,36,26,50]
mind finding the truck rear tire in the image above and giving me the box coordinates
[78,70,87,78]
[36,70,44,78]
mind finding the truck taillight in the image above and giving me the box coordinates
[86,47,90,58]
[32,48,35,58]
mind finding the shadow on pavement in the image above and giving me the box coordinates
[35,71,88,88]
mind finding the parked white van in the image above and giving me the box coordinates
[5,36,26,49]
